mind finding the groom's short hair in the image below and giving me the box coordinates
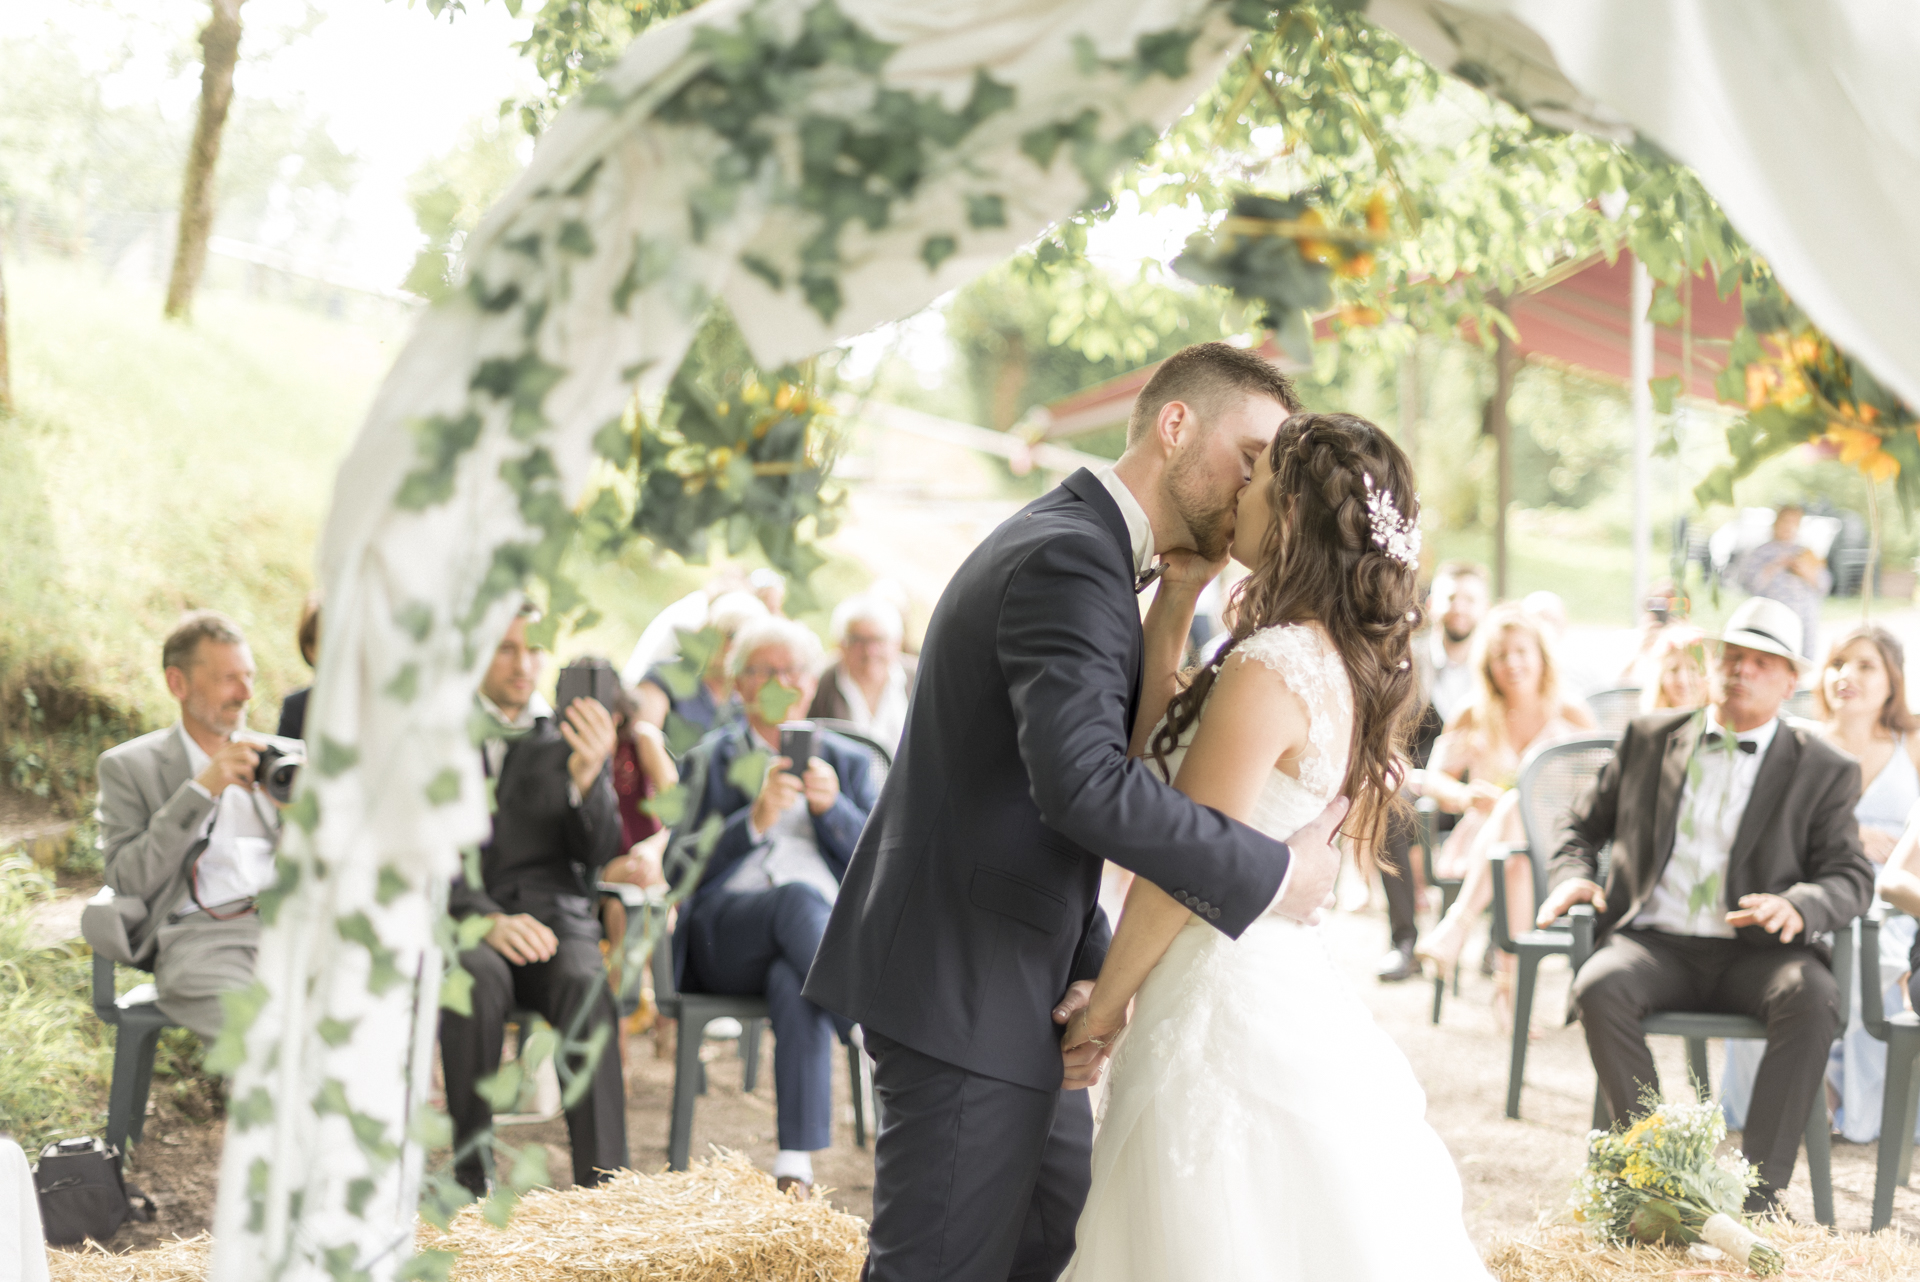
[1125,342,1301,447]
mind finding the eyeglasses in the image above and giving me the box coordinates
[740,666,804,683]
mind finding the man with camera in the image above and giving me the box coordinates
[439,606,627,1198]
[670,616,878,1197]
[96,611,293,1039]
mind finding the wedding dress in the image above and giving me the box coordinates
[1060,623,1490,1281]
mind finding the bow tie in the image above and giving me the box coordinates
[1702,732,1758,755]
[1134,563,1167,595]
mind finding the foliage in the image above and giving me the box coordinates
[1571,1096,1781,1275]
[403,118,531,302]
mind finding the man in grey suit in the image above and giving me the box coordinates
[96,610,280,1039]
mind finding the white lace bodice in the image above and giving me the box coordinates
[1155,623,1354,844]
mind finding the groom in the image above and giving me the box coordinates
[805,343,1349,1281]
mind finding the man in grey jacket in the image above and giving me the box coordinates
[96,611,279,1039]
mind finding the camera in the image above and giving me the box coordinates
[235,730,307,804]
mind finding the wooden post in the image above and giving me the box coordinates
[1485,316,1518,599]
[1630,256,1654,614]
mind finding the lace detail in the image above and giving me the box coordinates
[1230,623,1353,803]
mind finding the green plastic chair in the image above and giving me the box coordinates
[1859,908,1920,1231]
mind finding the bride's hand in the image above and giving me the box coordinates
[1058,987,1127,1090]
[1151,547,1228,599]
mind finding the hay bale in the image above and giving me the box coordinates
[1487,1222,1920,1280]
[45,1152,865,1282]
[48,1235,210,1282]
[423,1150,866,1281]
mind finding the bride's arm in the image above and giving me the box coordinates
[1129,551,1228,758]
[1066,653,1310,1069]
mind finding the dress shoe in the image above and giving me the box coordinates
[777,1176,812,1200]
[1375,945,1420,983]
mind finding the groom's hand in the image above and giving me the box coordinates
[1273,796,1350,924]
[1056,981,1122,1090]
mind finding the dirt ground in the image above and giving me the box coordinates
[88,892,1920,1254]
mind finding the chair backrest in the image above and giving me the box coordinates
[1585,688,1643,736]
[646,896,680,1004]
[1784,687,1818,720]
[1514,734,1621,908]
[809,718,893,791]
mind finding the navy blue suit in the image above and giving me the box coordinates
[803,469,1293,1281]
[670,721,876,1152]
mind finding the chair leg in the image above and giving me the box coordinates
[740,1018,764,1093]
[1686,1038,1712,1102]
[108,1021,166,1154]
[1804,1084,1834,1227]
[1873,1032,1920,1231]
[1593,1085,1612,1133]
[1504,951,1541,1119]
[848,1043,866,1149]
[669,1016,707,1172]
[1430,975,1445,1025]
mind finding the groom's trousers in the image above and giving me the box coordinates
[861,1028,1092,1282]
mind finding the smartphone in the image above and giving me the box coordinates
[777,721,817,774]
[556,658,621,717]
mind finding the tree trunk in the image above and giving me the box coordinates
[0,249,12,417]
[164,0,246,321]
[988,332,1029,433]
[1482,316,1519,598]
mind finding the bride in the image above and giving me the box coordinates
[1059,412,1489,1280]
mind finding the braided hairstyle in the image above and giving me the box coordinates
[1149,412,1423,841]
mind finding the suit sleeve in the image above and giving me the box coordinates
[998,531,1288,939]
[570,763,623,875]
[1781,757,1874,934]
[1550,726,1629,889]
[98,750,215,904]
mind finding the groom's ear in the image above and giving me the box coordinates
[1154,399,1196,455]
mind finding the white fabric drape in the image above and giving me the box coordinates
[210,2,1252,1277]
[0,1139,50,1282]
[1370,0,1920,409]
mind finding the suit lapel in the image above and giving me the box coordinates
[158,725,192,800]
[1650,714,1699,879]
[1730,721,1799,871]
[1058,467,1145,728]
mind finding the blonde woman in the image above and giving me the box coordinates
[1638,626,1709,715]
[1413,604,1594,1013]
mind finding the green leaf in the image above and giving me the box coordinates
[345,1177,377,1219]
[506,1141,550,1192]
[283,791,320,835]
[205,980,270,1076]
[754,679,801,725]
[921,235,958,271]
[482,1184,520,1228]
[376,866,410,906]
[728,746,771,797]
[395,601,434,642]
[317,1016,359,1047]
[384,663,420,704]
[229,1086,274,1130]
[1647,282,1683,326]
[425,768,462,806]
[476,1064,523,1111]
[966,193,1007,229]
[440,963,476,1016]
[316,736,360,778]
[1649,375,1681,416]
[255,855,302,925]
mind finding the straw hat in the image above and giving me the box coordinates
[1717,596,1809,670]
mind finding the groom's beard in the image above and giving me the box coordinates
[1166,454,1236,561]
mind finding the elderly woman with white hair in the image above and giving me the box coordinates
[668,616,879,1196]
[807,593,915,751]
[634,589,768,745]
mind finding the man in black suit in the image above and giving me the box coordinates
[670,616,877,1196]
[440,606,627,1197]
[1538,596,1872,1210]
[804,343,1349,1282]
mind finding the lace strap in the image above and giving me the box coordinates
[1229,624,1353,798]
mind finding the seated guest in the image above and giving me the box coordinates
[670,617,878,1197]
[806,593,915,752]
[440,606,627,1197]
[635,590,767,746]
[1734,504,1831,660]
[96,611,279,1038]
[1413,603,1594,1018]
[276,593,321,741]
[749,567,788,618]
[1636,626,1709,715]
[1725,623,1920,1141]
[1538,596,1873,1211]
[604,676,679,886]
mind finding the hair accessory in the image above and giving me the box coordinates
[1363,475,1421,568]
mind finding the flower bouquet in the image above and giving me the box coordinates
[1570,1097,1784,1276]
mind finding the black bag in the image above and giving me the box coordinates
[33,1136,154,1246]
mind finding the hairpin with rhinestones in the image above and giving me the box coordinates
[1363,475,1421,568]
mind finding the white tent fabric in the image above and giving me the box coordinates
[0,1139,50,1282]
[1369,0,1920,410]
[209,1,1252,1276]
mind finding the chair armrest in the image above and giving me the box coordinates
[91,951,120,1024]
[1566,904,1595,972]
[1862,913,1890,1039]
[1487,845,1518,953]
[1832,916,1857,1026]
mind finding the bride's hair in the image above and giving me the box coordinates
[1149,412,1423,841]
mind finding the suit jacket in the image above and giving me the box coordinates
[1550,710,1873,956]
[668,722,878,991]
[96,724,272,966]
[802,468,1292,1092]
[448,718,623,940]
[276,687,310,741]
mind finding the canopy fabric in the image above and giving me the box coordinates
[209,1,1253,1276]
[1369,0,1920,410]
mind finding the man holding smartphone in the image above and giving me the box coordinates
[440,604,626,1198]
[668,616,878,1196]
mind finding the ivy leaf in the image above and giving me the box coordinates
[1649,375,1681,416]
[728,747,771,797]
[476,1063,524,1111]
[754,678,801,725]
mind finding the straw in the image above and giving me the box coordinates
[47,1151,866,1282]
[1487,1221,1920,1281]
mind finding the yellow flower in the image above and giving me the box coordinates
[1365,191,1390,235]
[1827,423,1900,482]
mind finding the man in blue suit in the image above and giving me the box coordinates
[671,615,877,1196]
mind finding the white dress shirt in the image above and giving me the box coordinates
[727,746,841,904]
[178,725,277,914]
[1426,630,1475,726]
[834,663,910,753]
[1632,711,1780,938]
[1092,464,1156,579]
